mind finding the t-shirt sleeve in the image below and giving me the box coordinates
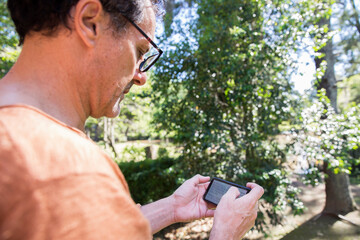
[0,174,151,240]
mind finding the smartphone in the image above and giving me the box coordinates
[203,177,251,206]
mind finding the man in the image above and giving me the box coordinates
[0,0,264,239]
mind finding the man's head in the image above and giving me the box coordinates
[6,0,163,122]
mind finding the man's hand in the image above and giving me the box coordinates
[170,174,215,223]
[140,176,263,236]
[209,183,264,240]
[140,174,214,233]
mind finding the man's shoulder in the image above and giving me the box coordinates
[0,105,123,185]
[0,105,85,137]
[0,105,92,157]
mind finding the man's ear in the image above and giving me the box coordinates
[73,0,103,47]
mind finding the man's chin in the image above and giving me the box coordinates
[108,108,121,118]
[108,97,123,118]
[93,95,124,119]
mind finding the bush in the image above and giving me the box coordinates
[118,157,183,204]
[292,90,360,183]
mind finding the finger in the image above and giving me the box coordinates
[205,208,215,218]
[201,181,211,189]
[246,183,264,200]
[191,174,211,184]
[246,182,260,189]
[222,186,240,200]
[197,175,211,183]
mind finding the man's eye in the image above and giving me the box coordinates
[138,49,145,60]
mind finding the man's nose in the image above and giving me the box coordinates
[132,69,147,86]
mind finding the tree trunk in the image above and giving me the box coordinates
[103,118,118,158]
[315,17,357,213]
[323,163,357,213]
[315,17,338,113]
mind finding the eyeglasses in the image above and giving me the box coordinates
[123,17,163,72]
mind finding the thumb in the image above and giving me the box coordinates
[191,174,211,184]
[222,186,240,200]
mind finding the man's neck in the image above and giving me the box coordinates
[0,34,89,131]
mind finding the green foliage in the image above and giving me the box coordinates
[333,0,360,77]
[0,0,17,48]
[0,0,19,78]
[229,145,305,231]
[0,46,20,78]
[118,157,183,204]
[152,0,331,230]
[85,117,104,141]
[250,168,304,230]
[292,89,360,184]
[163,0,195,37]
[117,78,160,140]
[157,147,170,158]
[338,74,360,111]
[118,144,147,162]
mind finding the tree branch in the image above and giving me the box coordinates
[350,0,360,35]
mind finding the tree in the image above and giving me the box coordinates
[153,0,329,230]
[0,0,19,78]
[335,0,360,77]
[338,74,360,110]
[294,90,359,214]
[162,0,194,37]
[315,16,338,112]
[313,1,358,214]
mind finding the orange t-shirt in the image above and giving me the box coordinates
[0,105,151,240]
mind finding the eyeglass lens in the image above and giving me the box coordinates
[140,48,160,71]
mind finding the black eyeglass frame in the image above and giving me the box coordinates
[124,17,163,72]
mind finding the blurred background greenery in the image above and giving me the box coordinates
[1,0,359,238]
